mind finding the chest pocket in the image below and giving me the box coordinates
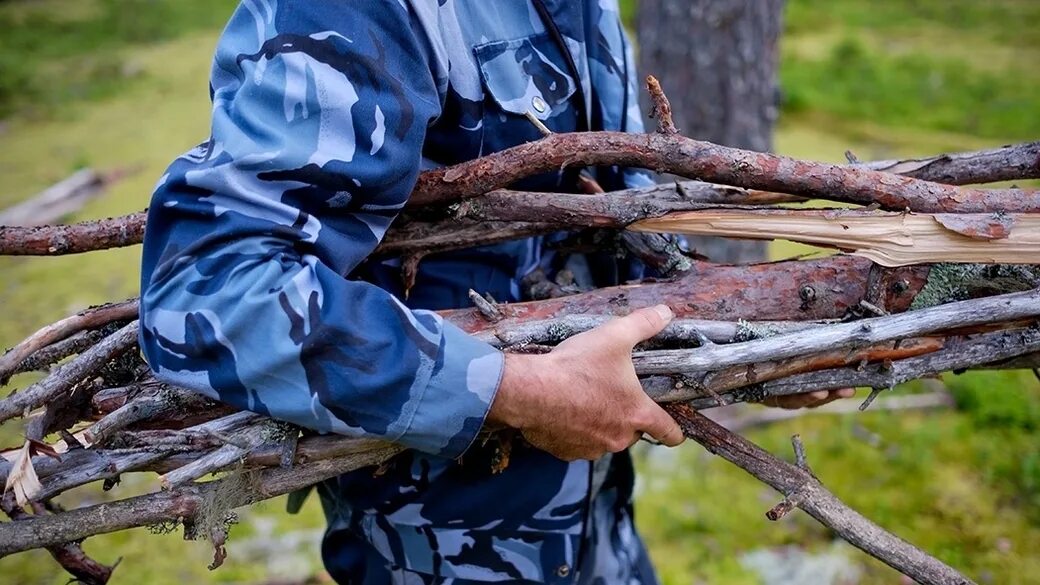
[473,33,581,160]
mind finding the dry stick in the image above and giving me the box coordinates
[8,330,107,378]
[646,75,678,135]
[0,299,139,384]
[666,404,974,585]
[1,492,117,584]
[857,141,1040,186]
[633,288,1040,375]
[682,327,1040,409]
[409,131,1034,211]
[0,439,404,557]
[0,181,794,258]
[4,138,1038,258]
[159,420,278,489]
[0,337,943,489]
[82,386,174,445]
[715,392,956,433]
[471,315,824,347]
[0,211,146,255]
[0,321,139,422]
[643,337,945,404]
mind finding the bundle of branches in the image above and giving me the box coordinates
[1,77,1039,585]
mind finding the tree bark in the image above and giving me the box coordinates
[637,0,785,263]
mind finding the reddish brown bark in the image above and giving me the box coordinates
[410,132,1033,212]
[446,256,930,332]
[0,212,146,256]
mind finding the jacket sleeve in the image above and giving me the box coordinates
[138,1,503,458]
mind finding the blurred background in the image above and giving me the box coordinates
[1,1,1038,583]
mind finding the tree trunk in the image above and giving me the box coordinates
[636,0,785,264]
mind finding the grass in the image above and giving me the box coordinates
[0,0,238,119]
[639,372,1040,584]
[1,1,1039,584]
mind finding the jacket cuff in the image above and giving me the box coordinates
[398,322,504,458]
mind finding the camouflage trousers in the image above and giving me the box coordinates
[325,482,659,585]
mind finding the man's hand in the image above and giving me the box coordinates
[760,388,857,410]
[488,305,685,461]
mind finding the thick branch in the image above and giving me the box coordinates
[447,256,930,331]
[0,212,146,256]
[410,132,1034,212]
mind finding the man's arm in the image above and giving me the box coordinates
[140,2,501,458]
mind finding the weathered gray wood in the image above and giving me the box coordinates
[474,315,822,347]
[634,289,1040,375]
[858,141,1040,185]
[0,321,139,422]
[0,439,403,557]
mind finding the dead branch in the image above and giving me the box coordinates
[0,299,138,385]
[448,256,931,331]
[410,132,1034,212]
[732,326,1040,402]
[712,391,955,433]
[666,404,974,585]
[857,141,1040,186]
[0,180,794,258]
[0,321,139,422]
[0,211,146,256]
[634,288,1040,376]
[0,438,403,557]
[1,492,117,584]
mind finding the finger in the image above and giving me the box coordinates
[595,305,674,348]
[772,390,828,410]
[836,387,857,399]
[639,403,685,447]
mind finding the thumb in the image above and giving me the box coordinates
[597,305,674,348]
[640,402,686,447]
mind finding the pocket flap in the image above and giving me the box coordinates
[474,34,578,121]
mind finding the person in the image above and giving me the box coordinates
[139,1,851,583]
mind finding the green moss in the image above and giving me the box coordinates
[910,264,1040,310]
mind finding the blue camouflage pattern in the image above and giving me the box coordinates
[139,1,657,582]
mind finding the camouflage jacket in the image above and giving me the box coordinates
[140,1,656,583]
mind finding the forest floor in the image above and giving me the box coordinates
[1,1,1039,583]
